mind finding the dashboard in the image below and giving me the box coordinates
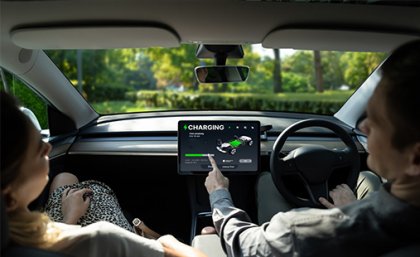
[62,112,366,166]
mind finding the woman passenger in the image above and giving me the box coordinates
[0,91,205,257]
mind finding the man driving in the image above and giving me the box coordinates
[204,40,420,257]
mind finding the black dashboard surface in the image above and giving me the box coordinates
[68,112,365,159]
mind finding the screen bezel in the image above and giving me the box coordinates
[177,120,260,175]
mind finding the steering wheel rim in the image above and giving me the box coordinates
[270,118,360,208]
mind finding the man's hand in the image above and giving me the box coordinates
[205,155,229,194]
[319,184,356,209]
[61,187,92,224]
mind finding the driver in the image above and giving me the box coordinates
[204,39,420,256]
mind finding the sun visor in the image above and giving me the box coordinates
[10,26,180,49]
[262,28,420,52]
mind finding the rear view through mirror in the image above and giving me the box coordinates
[195,66,249,83]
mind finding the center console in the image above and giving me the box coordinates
[178,120,261,242]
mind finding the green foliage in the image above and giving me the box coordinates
[1,71,48,128]
[282,72,313,93]
[46,49,156,102]
[245,61,272,93]
[321,51,345,90]
[340,52,386,89]
[43,46,387,114]
[121,90,351,115]
[146,44,200,89]
[283,51,313,74]
[85,84,130,102]
[1,45,387,131]
[282,50,386,91]
[92,101,141,114]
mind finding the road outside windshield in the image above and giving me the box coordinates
[45,44,386,115]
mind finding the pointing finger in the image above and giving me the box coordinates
[208,154,218,169]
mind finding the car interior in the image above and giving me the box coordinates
[1,0,420,257]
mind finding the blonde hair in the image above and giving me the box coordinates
[1,92,62,249]
[8,211,61,249]
[1,93,62,249]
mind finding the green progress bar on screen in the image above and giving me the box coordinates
[185,154,214,157]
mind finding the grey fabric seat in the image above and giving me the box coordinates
[256,171,383,224]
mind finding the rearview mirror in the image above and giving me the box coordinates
[195,66,249,83]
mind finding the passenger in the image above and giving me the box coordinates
[0,91,206,257]
[18,110,158,237]
[204,40,420,256]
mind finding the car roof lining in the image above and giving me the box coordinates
[1,1,419,51]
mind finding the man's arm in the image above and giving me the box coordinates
[205,156,294,257]
[209,189,280,257]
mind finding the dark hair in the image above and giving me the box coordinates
[0,91,32,189]
[379,39,420,151]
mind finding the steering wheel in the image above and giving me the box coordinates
[270,118,360,208]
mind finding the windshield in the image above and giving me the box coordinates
[45,44,385,115]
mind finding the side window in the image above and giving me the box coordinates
[0,68,49,132]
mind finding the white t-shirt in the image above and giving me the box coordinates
[50,221,164,257]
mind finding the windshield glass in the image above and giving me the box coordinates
[45,44,385,115]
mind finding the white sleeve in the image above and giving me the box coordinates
[53,221,164,257]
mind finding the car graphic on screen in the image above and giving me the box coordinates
[216,135,253,155]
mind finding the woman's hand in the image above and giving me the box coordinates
[61,187,92,224]
[158,235,208,257]
[204,155,229,194]
[319,184,357,208]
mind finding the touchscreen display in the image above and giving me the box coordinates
[178,120,260,174]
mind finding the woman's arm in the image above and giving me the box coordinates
[158,235,208,257]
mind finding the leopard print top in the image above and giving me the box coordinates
[45,180,134,232]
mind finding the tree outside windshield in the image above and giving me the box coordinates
[45,44,386,115]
